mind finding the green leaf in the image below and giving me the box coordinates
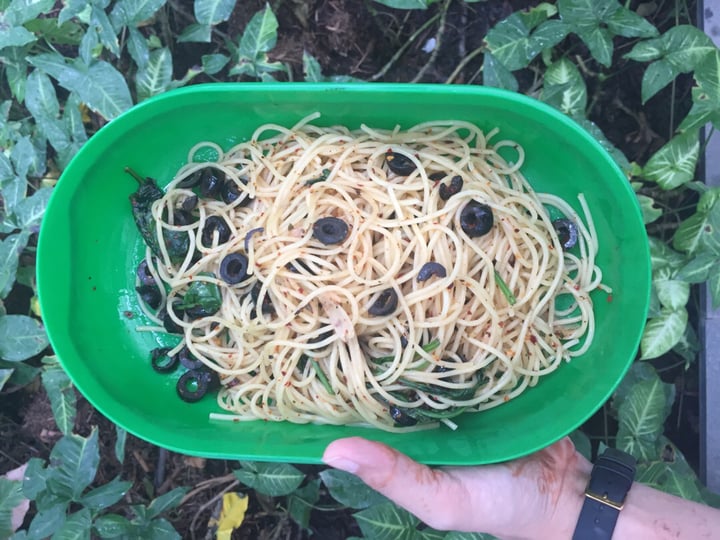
[125,27,149,70]
[482,52,518,92]
[136,47,172,100]
[2,46,28,102]
[233,462,304,497]
[194,0,237,25]
[287,479,319,529]
[354,502,419,540]
[673,192,720,255]
[114,425,127,463]
[42,363,77,435]
[93,514,135,538]
[630,25,715,71]
[23,18,83,45]
[0,232,30,298]
[78,27,101,65]
[79,478,132,512]
[302,51,323,82]
[484,13,534,71]
[25,69,60,120]
[22,458,49,499]
[146,487,188,519]
[14,186,53,230]
[11,134,41,178]
[641,59,675,104]
[653,268,690,309]
[58,0,90,24]
[109,0,168,28]
[675,252,718,283]
[577,26,613,67]
[0,478,24,539]
[443,533,496,540]
[2,176,26,215]
[138,517,179,540]
[52,508,91,540]
[90,6,120,56]
[177,276,221,314]
[177,23,211,43]
[201,53,229,75]
[0,314,48,361]
[0,26,36,50]
[0,368,13,391]
[232,4,281,78]
[48,428,100,500]
[611,362,657,415]
[530,19,569,51]
[606,6,657,38]
[672,323,699,367]
[640,307,688,360]
[27,502,67,539]
[636,194,661,224]
[710,266,720,309]
[5,0,55,25]
[516,2,556,29]
[373,0,435,8]
[643,131,699,190]
[557,0,617,27]
[616,368,675,460]
[319,469,389,509]
[542,58,586,115]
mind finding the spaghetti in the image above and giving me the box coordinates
[135,115,605,432]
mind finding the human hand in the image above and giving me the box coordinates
[322,436,592,540]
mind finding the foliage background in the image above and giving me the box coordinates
[1,0,720,538]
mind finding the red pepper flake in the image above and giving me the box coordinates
[123,311,134,319]
[607,294,614,303]
[233,418,240,423]
[503,395,510,402]
[574,285,580,291]
[529,334,537,344]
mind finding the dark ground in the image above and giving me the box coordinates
[0,1,702,538]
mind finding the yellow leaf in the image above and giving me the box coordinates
[215,492,248,540]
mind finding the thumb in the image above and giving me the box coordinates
[322,437,472,531]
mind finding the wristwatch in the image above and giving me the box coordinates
[572,448,637,540]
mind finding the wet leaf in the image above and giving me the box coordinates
[52,507,92,540]
[0,314,49,361]
[41,362,77,435]
[201,53,229,75]
[110,0,168,28]
[0,478,24,538]
[233,462,304,496]
[79,478,132,512]
[287,479,319,529]
[0,232,30,298]
[93,514,135,538]
[194,0,237,25]
[675,252,717,283]
[636,194,662,224]
[653,268,689,309]
[27,502,67,539]
[640,307,688,360]
[641,59,674,103]
[48,428,100,500]
[136,48,173,100]
[319,469,389,509]
[114,425,127,463]
[146,486,188,519]
[482,52,518,92]
[542,57,586,115]
[177,23,211,43]
[643,131,699,190]
[354,502,419,540]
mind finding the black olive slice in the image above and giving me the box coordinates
[136,284,162,309]
[201,216,231,246]
[417,262,447,282]
[185,305,218,320]
[312,217,349,245]
[250,282,275,315]
[137,260,156,287]
[181,195,198,211]
[176,368,220,402]
[172,210,195,225]
[151,347,178,373]
[460,201,494,238]
[552,218,578,249]
[219,253,250,285]
[429,172,445,181]
[177,170,202,188]
[159,303,184,334]
[390,405,418,427]
[200,168,226,198]
[177,346,204,370]
[439,176,463,200]
[368,288,398,316]
[385,150,416,176]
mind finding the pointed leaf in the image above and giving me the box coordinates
[542,57,586,115]
[675,252,718,283]
[146,486,188,519]
[710,266,720,310]
[0,26,36,50]
[482,52,518,92]
[693,49,720,105]
[237,4,278,60]
[530,19,569,51]
[578,26,613,67]
[641,59,675,104]
[201,53,229,75]
[5,0,55,26]
[516,2,556,30]
[194,0,237,25]
[612,362,657,415]
[90,6,120,56]
[233,462,304,497]
[354,502,419,540]
[3,46,28,102]
[672,323,699,367]
[319,469,390,509]
[139,517,179,540]
[625,25,714,72]
[653,268,690,309]
[177,23,211,43]
[41,363,77,435]
[109,0,167,28]
[79,478,131,511]
[0,478,24,539]
[302,51,323,82]
[557,0,618,27]
[114,425,127,463]
[643,131,699,189]
[126,27,149,69]
[0,314,48,361]
[14,186,53,230]
[52,507,91,540]
[636,194,661,224]
[25,70,60,121]
[484,14,533,71]
[0,369,13,391]
[287,479,319,529]
[0,232,30,298]
[27,502,67,539]
[136,47,172,100]
[22,458,49,499]
[48,428,100,500]
[92,514,134,538]
[78,27,101,65]
[672,194,720,255]
[2,176,26,214]
[640,307,688,360]
[606,6,657,38]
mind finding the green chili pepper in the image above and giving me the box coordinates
[177,272,222,318]
[494,269,517,305]
[311,359,335,395]
[305,168,331,186]
[374,337,441,364]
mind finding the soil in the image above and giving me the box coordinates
[0,1,702,539]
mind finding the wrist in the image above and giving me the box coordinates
[545,450,592,540]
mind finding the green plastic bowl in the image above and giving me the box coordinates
[37,83,650,465]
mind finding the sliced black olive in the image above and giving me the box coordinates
[460,201,494,238]
[177,170,202,188]
[286,259,314,274]
[385,150,416,176]
[390,405,418,427]
[151,347,178,373]
[417,262,447,282]
[312,217,349,245]
[176,368,220,403]
[552,218,578,249]
[439,176,463,200]
[173,210,195,226]
[185,305,218,320]
[368,288,398,316]
[137,260,156,287]
[400,335,408,348]
[159,303,184,334]
[429,172,445,182]
[200,168,226,198]
[136,284,162,309]
[201,216,231,246]
[177,346,204,370]
[432,364,452,374]
[222,177,251,206]
[181,195,198,211]
[219,253,249,285]
[250,282,275,315]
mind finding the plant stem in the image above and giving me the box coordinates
[445,46,485,84]
[411,0,450,83]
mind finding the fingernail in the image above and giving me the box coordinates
[323,456,360,474]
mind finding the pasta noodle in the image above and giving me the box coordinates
[136,115,605,432]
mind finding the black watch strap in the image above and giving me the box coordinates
[572,448,636,540]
